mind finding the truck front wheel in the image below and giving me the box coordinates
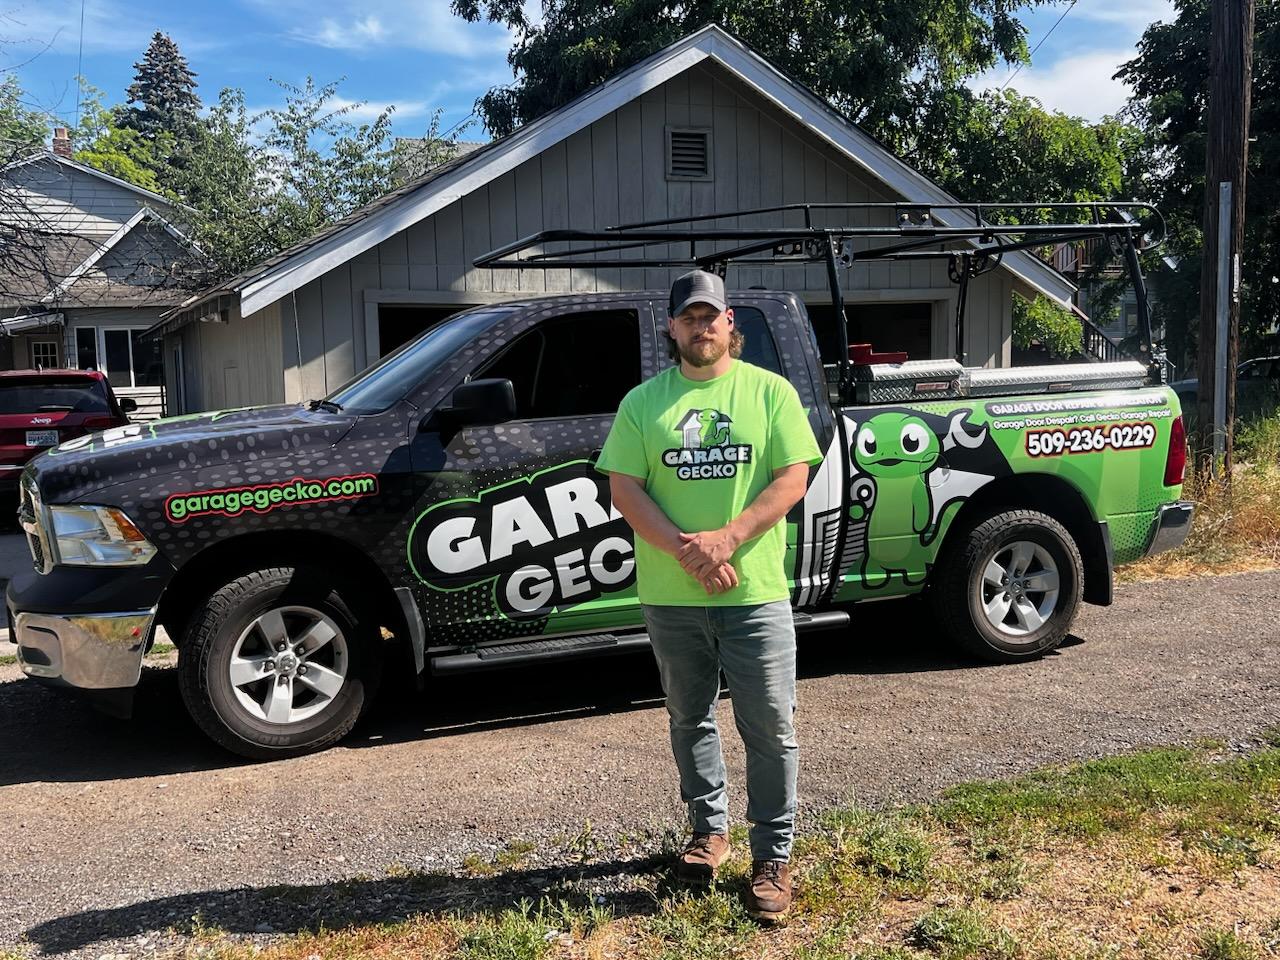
[177,567,382,759]
[931,510,1083,663]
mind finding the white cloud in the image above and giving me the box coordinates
[327,94,430,122]
[304,15,389,49]
[1069,0,1175,31]
[262,0,512,58]
[966,0,1176,121]
[973,48,1143,121]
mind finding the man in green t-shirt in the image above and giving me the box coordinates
[595,270,822,921]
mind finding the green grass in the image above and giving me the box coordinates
[454,900,556,960]
[909,907,1019,960]
[146,641,177,658]
[932,746,1280,847]
[646,886,757,960]
[1198,927,1261,960]
[461,898,611,960]
[0,653,16,666]
[142,735,1280,960]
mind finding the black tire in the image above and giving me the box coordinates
[177,567,382,759]
[930,509,1084,664]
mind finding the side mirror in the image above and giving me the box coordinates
[427,378,517,431]
[119,397,138,413]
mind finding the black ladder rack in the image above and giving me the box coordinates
[473,201,1167,394]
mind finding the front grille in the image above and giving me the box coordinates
[19,477,50,574]
[27,529,44,572]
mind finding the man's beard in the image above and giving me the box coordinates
[678,336,728,367]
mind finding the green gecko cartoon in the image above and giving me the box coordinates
[852,412,957,588]
[698,408,731,446]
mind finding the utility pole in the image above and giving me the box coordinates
[1195,0,1255,479]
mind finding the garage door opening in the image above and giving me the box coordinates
[377,304,473,358]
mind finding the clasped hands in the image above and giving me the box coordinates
[674,527,742,595]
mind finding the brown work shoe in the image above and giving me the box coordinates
[746,859,792,921]
[675,832,732,883]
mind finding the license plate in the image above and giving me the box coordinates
[25,430,58,447]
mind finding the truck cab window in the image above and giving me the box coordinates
[475,309,642,419]
[731,306,784,377]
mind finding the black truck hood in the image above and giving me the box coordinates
[27,404,358,504]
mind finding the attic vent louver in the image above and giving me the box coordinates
[666,127,712,180]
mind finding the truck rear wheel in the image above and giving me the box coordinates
[931,510,1083,663]
[177,567,381,759]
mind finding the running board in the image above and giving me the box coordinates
[431,632,651,674]
[429,609,851,675]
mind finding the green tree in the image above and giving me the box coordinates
[0,76,49,155]
[1013,295,1082,358]
[116,31,201,143]
[161,88,268,279]
[168,79,458,279]
[936,89,1132,206]
[71,82,169,191]
[1117,0,1280,368]
[256,77,398,244]
[453,0,1043,167]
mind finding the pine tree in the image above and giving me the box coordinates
[117,31,201,142]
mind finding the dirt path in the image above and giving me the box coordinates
[3,571,1278,956]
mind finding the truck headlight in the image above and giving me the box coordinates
[49,505,157,567]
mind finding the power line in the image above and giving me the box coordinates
[999,0,1079,92]
[73,0,86,128]
[439,110,477,142]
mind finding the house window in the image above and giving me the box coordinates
[30,340,58,369]
[101,328,163,388]
[666,127,712,180]
[76,328,98,370]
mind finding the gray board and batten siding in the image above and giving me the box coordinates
[177,62,1012,410]
[164,300,286,414]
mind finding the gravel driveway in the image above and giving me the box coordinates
[3,571,1279,956]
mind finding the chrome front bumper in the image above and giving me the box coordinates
[1144,501,1195,558]
[12,607,156,689]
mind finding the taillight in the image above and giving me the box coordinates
[79,416,117,430]
[1164,415,1187,487]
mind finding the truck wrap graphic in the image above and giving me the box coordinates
[407,461,636,620]
[815,391,1178,602]
[165,474,378,523]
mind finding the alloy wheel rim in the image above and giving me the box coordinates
[978,541,1060,640]
[228,605,348,725]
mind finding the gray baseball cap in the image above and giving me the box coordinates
[669,269,728,317]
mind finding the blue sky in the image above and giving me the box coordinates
[4,0,1175,143]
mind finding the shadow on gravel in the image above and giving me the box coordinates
[0,595,1085,787]
[23,852,684,954]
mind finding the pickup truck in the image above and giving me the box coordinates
[8,203,1194,759]
[9,289,1192,758]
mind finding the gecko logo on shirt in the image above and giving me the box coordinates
[661,407,754,480]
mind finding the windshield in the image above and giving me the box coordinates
[0,377,111,414]
[325,308,513,415]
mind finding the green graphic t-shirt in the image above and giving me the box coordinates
[595,359,823,606]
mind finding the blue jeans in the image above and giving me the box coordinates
[641,600,798,862]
